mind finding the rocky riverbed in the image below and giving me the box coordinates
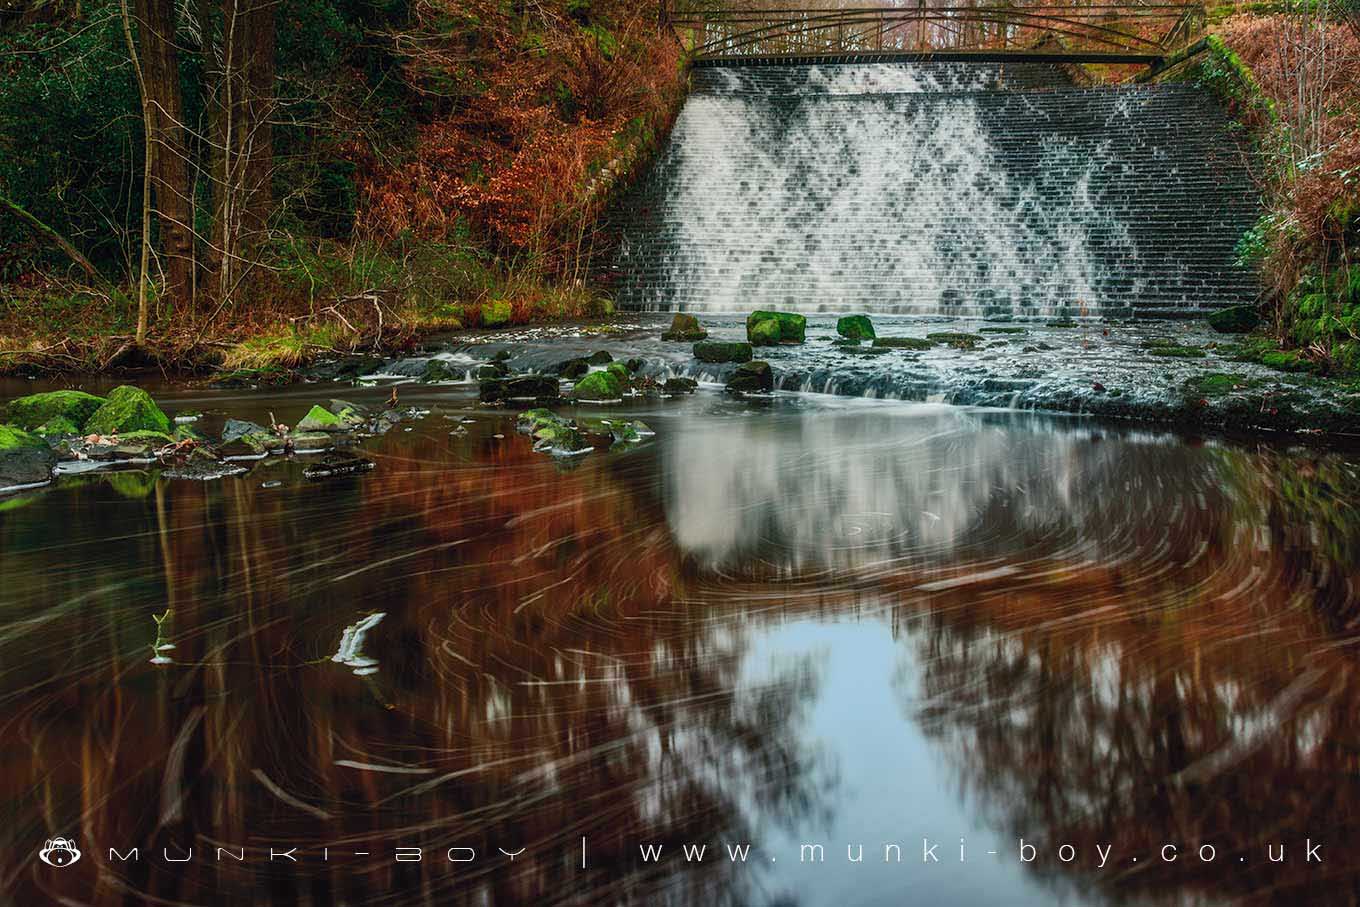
[6,310,1360,496]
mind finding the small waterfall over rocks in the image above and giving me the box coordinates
[611,62,1259,319]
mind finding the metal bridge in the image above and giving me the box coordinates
[671,4,1206,67]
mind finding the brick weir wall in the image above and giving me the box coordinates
[610,62,1260,319]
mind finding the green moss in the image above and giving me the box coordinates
[605,361,631,382]
[482,299,513,327]
[571,369,623,401]
[746,310,806,344]
[1183,372,1257,398]
[1147,345,1207,359]
[35,415,80,437]
[297,405,343,432]
[749,317,782,346]
[979,327,1026,334]
[836,314,875,341]
[84,386,171,435]
[3,390,106,432]
[0,424,46,451]
[1260,350,1311,372]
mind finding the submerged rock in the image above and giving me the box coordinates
[693,341,753,363]
[873,337,933,350]
[85,386,171,436]
[661,312,708,342]
[303,453,376,480]
[421,359,462,383]
[163,447,248,481]
[3,390,106,433]
[726,360,775,394]
[557,357,591,379]
[747,310,806,344]
[836,314,876,341]
[572,370,624,402]
[503,375,560,401]
[0,424,57,490]
[926,332,983,348]
[1207,304,1261,334]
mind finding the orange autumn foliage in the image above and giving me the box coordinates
[357,0,683,275]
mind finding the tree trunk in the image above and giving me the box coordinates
[135,0,194,314]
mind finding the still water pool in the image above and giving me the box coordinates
[3,382,1359,905]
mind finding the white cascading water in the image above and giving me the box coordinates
[613,62,1257,319]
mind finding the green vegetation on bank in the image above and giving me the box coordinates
[1177,10,1359,375]
[0,0,682,376]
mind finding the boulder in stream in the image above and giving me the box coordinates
[3,390,106,433]
[837,314,876,341]
[557,357,591,379]
[84,386,171,436]
[571,370,624,402]
[296,405,347,432]
[663,377,698,395]
[662,313,708,342]
[746,310,806,345]
[725,360,775,394]
[0,424,57,490]
[693,341,752,363]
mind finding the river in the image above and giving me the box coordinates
[3,361,1360,905]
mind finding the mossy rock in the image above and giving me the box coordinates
[3,390,106,432]
[1207,304,1260,334]
[663,377,698,395]
[1183,372,1251,398]
[481,300,513,327]
[725,360,774,394]
[926,332,983,347]
[749,317,782,346]
[517,408,565,434]
[746,310,806,344]
[662,313,707,342]
[0,424,56,488]
[693,341,753,363]
[85,386,171,436]
[836,314,875,341]
[572,370,624,401]
[979,326,1026,334]
[873,337,933,350]
[1147,345,1207,359]
[605,361,631,383]
[587,350,613,365]
[422,359,461,383]
[1260,350,1311,372]
[297,405,345,432]
[35,415,81,438]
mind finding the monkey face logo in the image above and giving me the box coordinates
[39,837,82,868]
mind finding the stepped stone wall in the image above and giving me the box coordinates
[610,62,1260,319]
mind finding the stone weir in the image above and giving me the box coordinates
[609,61,1260,319]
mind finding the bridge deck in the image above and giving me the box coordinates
[691,50,1165,67]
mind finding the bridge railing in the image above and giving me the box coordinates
[673,4,1206,61]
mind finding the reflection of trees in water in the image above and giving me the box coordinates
[899,445,1360,904]
[0,430,824,906]
[662,411,1247,577]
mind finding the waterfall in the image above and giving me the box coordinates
[612,62,1258,319]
